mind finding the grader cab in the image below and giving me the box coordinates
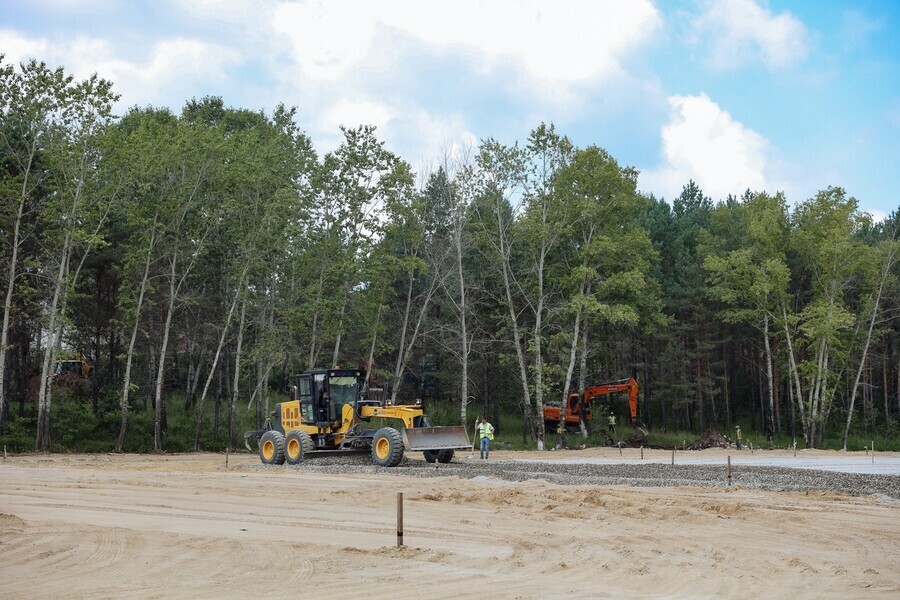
[245,368,470,467]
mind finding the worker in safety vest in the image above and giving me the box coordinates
[608,413,616,435]
[476,417,495,460]
[735,425,742,450]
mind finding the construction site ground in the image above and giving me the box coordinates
[1,448,898,599]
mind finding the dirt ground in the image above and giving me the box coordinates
[1,450,898,599]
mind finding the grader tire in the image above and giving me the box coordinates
[259,430,285,465]
[417,417,441,463]
[371,427,404,467]
[284,430,314,465]
[436,449,454,463]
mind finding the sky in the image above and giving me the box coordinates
[3,0,899,220]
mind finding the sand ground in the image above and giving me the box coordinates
[1,449,898,599]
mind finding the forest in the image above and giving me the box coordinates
[2,58,899,454]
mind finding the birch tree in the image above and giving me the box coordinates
[516,124,573,449]
[703,192,790,440]
[787,188,868,447]
[475,139,535,440]
[144,111,219,451]
[5,60,119,450]
[841,232,899,448]
[1,58,116,442]
[551,146,654,446]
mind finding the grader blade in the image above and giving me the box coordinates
[403,426,471,451]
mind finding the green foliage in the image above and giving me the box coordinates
[1,54,899,454]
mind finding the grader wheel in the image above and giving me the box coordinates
[259,431,285,465]
[284,430,314,465]
[371,427,404,467]
[436,449,454,463]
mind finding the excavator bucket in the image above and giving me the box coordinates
[630,425,649,443]
[402,426,471,452]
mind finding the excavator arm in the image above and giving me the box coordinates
[581,377,638,424]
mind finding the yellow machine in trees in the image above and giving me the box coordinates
[54,351,94,380]
[244,368,471,467]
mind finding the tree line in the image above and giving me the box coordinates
[1,58,898,452]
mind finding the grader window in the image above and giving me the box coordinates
[297,376,314,424]
[325,375,358,418]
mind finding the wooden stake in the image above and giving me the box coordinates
[671,448,675,465]
[397,492,404,548]
[225,446,229,468]
[872,441,875,465]
[727,455,732,487]
[640,446,644,460]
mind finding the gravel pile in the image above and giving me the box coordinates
[258,453,900,500]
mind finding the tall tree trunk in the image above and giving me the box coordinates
[116,225,156,452]
[532,246,549,450]
[390,267,439,405]
[229,297,247,450]
[694,351,703,432]
[763,314,775,440]
[722,344,731,427]
[455,217,469,426]
[154,252,179,452]
[841,241,895,449]
[781,302,808,445]
[35,213,76,450]
[331,285,350,368]
[365,300,382,401]
[578,321,590,437]
[484,189,536,444]
[193,278,242,451]
[213,364,222,442]
[884,355,891,433]
[558,276,587,447]
[0,192,28,434]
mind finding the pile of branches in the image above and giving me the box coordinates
[686,428,733,450]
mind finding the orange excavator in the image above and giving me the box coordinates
[544,377,640,435]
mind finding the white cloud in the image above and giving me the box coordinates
[271,0,660,85]
[640,93,771,201]
[319,98,396,133]
[691,0,808,70]
[839,9,885,50]
[0,29,50,65]
[173,0,271,22]
[73,37,241,109]
[406,109,478,164]
[1,29,241,110]
[310,97,477,172]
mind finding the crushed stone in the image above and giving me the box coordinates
[252,453,900,499]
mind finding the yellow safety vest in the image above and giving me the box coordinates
[477,422,494,440]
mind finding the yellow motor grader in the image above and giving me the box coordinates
[244,368,470,467]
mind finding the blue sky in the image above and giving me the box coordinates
[3,0,898,220]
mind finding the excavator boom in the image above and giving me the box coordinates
[544,377,640,428]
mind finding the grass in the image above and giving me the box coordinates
[2,389,898,453]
